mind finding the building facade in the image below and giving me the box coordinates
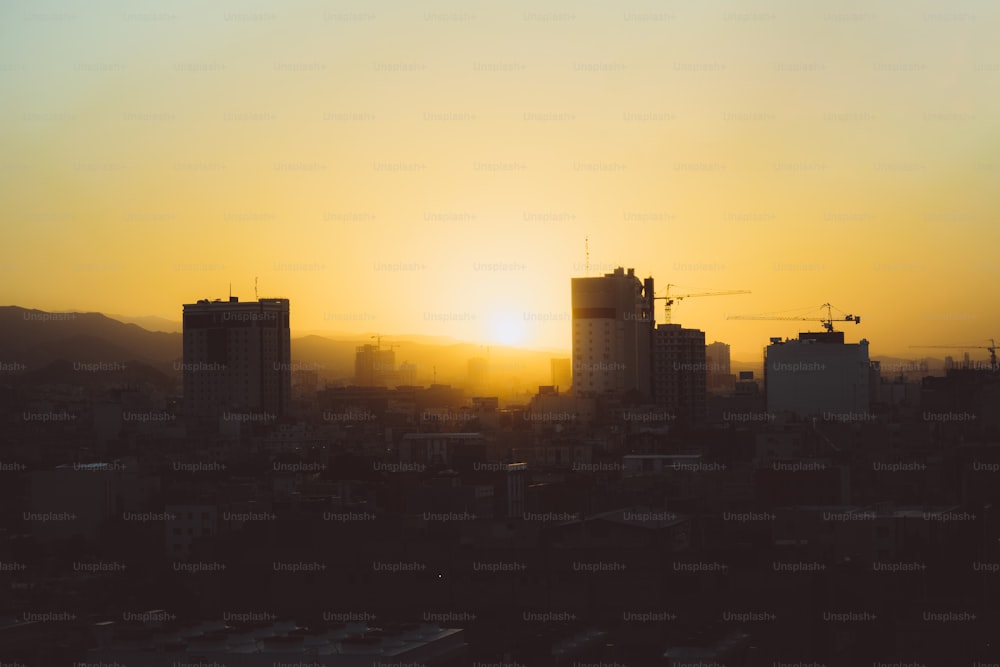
[652,323,707,426]
[355,344,396,387]
[550,357,572,393]
[571,267,654,398]
[765,331,870,418]
[182,297,291,421]
[706,340,736,394]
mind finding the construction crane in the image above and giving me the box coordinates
[727,303,861,333]
[909,338,997,371]
[370,335,401,354]
[652,284,750,324]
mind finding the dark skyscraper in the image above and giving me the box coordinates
[182,296,291,421]
[652,323,707,426]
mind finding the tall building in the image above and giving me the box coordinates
[467,357,489,395]
[652,323,707,426]
[182,296,291,420]
[550,357,572,392]
[571,267,654,397]
[706,341,731,375]
[354,344,396,387]
[765,331,870,418]
[397,361,418,386]
[706,341,735,394]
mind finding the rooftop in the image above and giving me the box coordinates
[89,618,465,663]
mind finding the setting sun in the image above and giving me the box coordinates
[487,312,527,347]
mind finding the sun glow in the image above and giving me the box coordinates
[488,312,527,347]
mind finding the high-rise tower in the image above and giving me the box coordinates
[182,296,291,421]
[571,267,654,397]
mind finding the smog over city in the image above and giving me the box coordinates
[1,0,998,664]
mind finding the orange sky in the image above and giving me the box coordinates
[2,0,998,361]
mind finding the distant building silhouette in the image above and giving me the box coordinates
[397,361,417,386]
[354,343,395,387]
[550,357,572,392]
[182,296,290,421]
[921,366,1000,430]
[467,356,489,395]
[735,370,760,395]
[571,267,654,397]
[706,341,735,394]
[706,341,730,373]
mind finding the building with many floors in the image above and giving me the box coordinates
[652,323,707,426]
[571,267,654,398]
[182,296,291,422]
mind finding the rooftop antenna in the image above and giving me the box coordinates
[585,236,589,276]
[229,282,232,300]
[254,276,259,300]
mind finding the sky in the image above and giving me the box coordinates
[2,0,998,361]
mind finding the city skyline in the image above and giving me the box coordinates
[6,3,1000,663]
[3,0,998,361]
[7,278,999,366]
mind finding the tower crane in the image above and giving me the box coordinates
[909,338,997,371]
[370,336,401,353]
[371,334,393,350]
[652,284,751,323]
[727,303,861,333]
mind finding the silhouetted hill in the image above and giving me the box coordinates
[0,307,181,371]
[1,308,565,392]
[290,335,356,371]
[16,358,176,391]
[105,313,182,333]
[24,333,157,365]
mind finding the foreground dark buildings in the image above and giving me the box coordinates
[2,299,999,666]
